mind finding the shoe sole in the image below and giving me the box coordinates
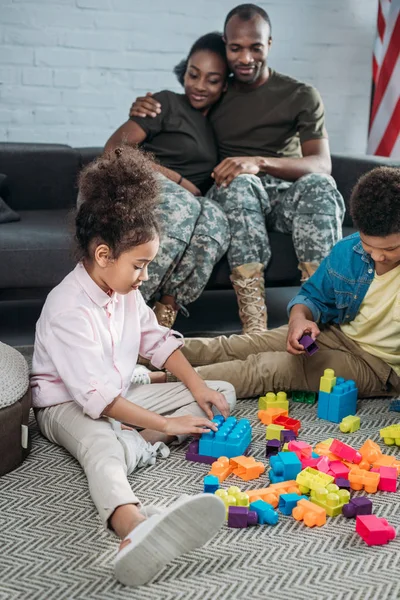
[114,494,225,587]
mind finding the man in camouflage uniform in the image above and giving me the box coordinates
[130,4,345,333]
[140,174,230,327]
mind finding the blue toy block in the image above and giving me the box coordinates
[389,400,400,412]
[198,416,252,458]
[249,500,279,525]
[278,493,308,516]
[269,451,302,483]
[311,452,320,458]
[203,475,219,494]
[317,372,358,423]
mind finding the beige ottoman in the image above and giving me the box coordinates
[0,342,31,476]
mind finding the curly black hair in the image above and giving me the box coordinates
[173,31,227,87]
[350,166,400,236]
[76,145,160,261]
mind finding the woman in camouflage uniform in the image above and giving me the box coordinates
[105,33,230,328]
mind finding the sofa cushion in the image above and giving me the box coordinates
[0,210,76,288]
[0,143,80,211]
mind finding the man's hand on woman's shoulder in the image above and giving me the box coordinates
[129,92,162,119]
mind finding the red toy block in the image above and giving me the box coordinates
[273,415,301,435]
[356,515,396,546]
[329,439,362,464]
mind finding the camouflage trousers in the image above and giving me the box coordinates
[207,173,346,270]
[140,175,230,307]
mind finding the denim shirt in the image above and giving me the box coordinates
[288,233,375,324]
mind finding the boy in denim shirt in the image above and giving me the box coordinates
[180,167,400,399]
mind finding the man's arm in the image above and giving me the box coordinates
[212,138,332,187]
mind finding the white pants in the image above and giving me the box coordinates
[36,380,236,529]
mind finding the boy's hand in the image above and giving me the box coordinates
[287,317,320,355]
[163,415,218,436]
[193,385,230,420]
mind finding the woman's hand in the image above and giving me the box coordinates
[287,317,320,355]
[163,415,218,436]
[129,92,161,118]
[180,177,201,196]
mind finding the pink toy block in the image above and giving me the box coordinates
[329,439,362,464]
[328,460,350,479]
[377,466,398,492]
[288,441,312,459]
[314,456,331,474]
[301,457,320,469]
[356,515,396,546]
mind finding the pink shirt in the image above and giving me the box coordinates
[31,263,183,419]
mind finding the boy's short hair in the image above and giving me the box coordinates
[350,166,400,237]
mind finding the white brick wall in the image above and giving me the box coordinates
[0,0,376,153]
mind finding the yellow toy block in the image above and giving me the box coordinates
[266,423,285,441]
[215,485,250,518]
[310,483,351,516]
[319,368,336,393]
[339,415,360,433]
[380,424,400,446]
[296,467,334,494]
[258,391,289,411]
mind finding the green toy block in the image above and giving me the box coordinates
[266,424,285,441]
[291,390,317,405]
[339,415,360,433]
[259,391,289,411]
[380,424,400,446]
[319,368,336,393]
[310,483,351,517]
[296,467,334,495]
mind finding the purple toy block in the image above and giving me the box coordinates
[342,497,373,519]
[185,440,216,465]
[335,477,351,491]
[299,334,319,356]
[228,506,258,528]
[280,429,296,443]
[266,439,281,457]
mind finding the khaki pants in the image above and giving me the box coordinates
[36,380,236,529]
[182,325,400,399]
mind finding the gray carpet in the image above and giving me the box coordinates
[1,350,400,600]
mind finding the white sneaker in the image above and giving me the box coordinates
[131,365,151,386]
[115,494,226,587]
[109,421,170,474]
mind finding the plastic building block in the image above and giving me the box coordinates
[215,486,250,517]
[258,407,288,425]
[296,467,334,494]
[372,454,400,475]
[310,483,350,517]
[246,481,300,508]
[358,439,382,469]
[329,439,362,464]
[273,415,301,436]
[199,416,252,458]
[266,423,285,441]
[356,515,396,546]
[258,391,289,411]
[291,390,317,405]
[230,456,265,481]
[335,477,350,490]
[266,439,281,457]
[203,475,219,494]
[339,415,360,433]
[282,443,289,452]
[317,369,358,423]
[288,441,313,459]
[208,457,234,482]
[281,430,296,443]
[269,451,302,483]
[186,440,216,465]
[227,505,258,528]
[348,465,380,493]
[377,466,397,492]
[380,423,400,446]
[314,438,335,458]
[249,500,279,525]
[278,493,308,515]
[292,499,326,527]
[342,497,373,518]
[328,460,350,479]
[389,399,400,412]
[299,334,319,356]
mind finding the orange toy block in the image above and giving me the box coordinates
[230,456,265,481]
[208,457,234,482]
[292,499,326,527]
[246,481,300,508]
[258,407,288,425]
[372,454,400,475]
[359,439,382,468]
[314,439,337,460]
[349,466,380,493]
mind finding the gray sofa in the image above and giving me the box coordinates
[0,142,399,341]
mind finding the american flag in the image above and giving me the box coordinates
[367,0,400,158]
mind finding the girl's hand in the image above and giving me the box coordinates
[180,177,202,196]
[194,386,230,420]
[287,317,320,355]
[163,415,218,436]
